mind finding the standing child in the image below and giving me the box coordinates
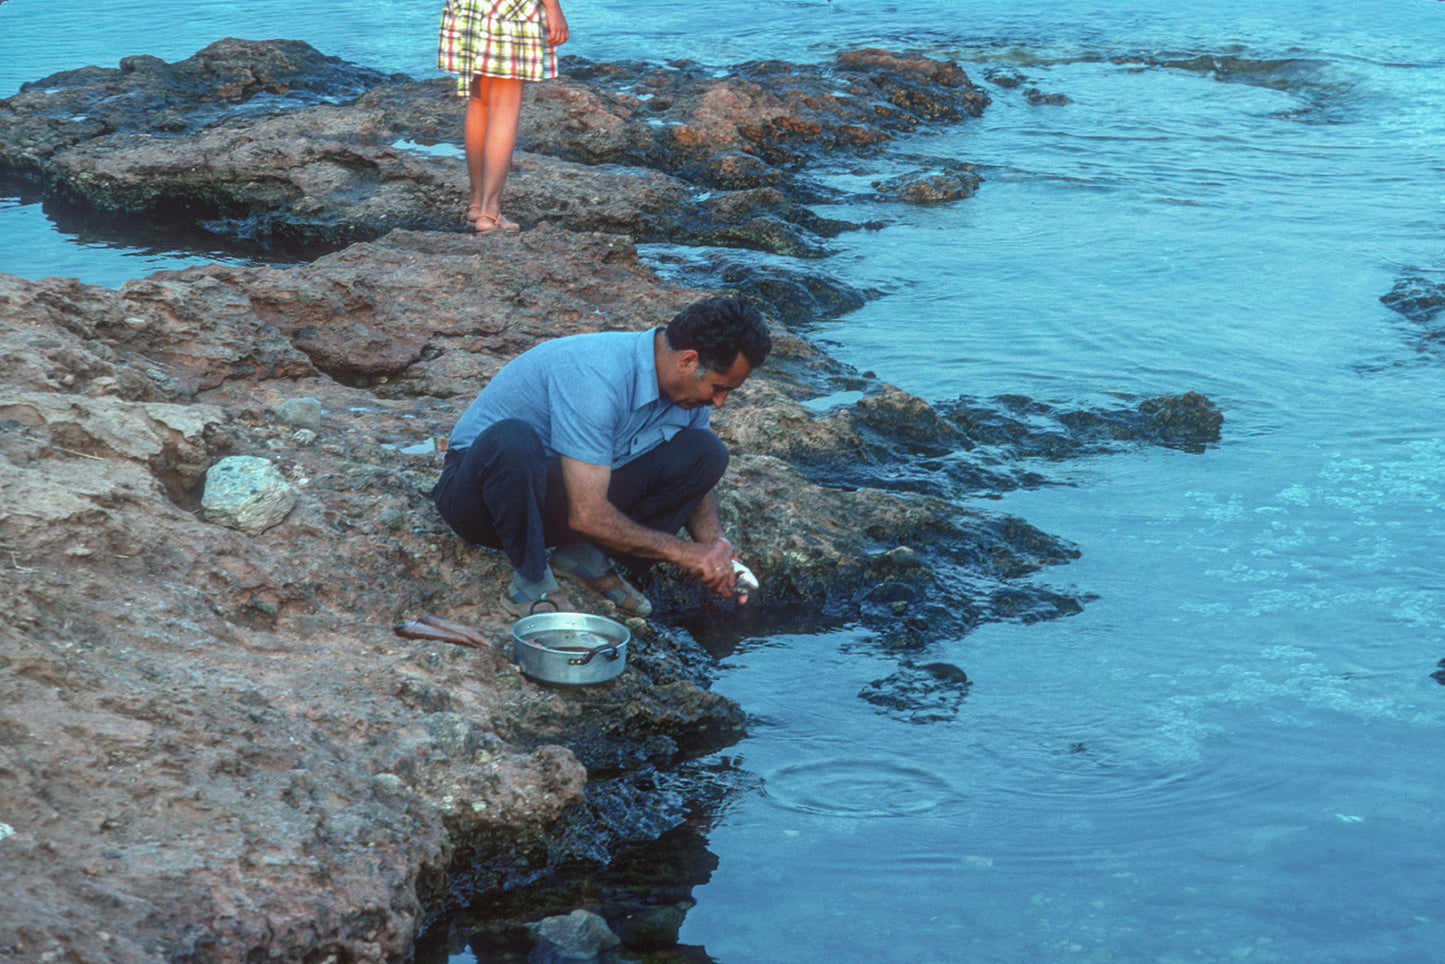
[437,0,568,232]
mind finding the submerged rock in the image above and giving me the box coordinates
[859,660,973,724]
[526,909,621,963]
[1381,275,1445,324]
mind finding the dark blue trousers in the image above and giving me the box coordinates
[433,419,729,582]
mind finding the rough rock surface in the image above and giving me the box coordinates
[0,224,1096,964]
[0,40,1223,964]
[0,39,989,255]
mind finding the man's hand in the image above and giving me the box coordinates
[562,457,741,597]
[684,537,739,596]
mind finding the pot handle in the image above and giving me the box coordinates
[568,642,623,666]
[528,597,561,614]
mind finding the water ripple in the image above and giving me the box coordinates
[761,757,964,818]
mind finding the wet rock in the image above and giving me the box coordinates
[652,250,877,325]
[1132,391,1225,449]
[985,70,1027,89]
[874,545,926,570]
[436,804,723,962]
[505,669,749,773]
[0,38,401,175]
[1024,87,1071,106]
[873,165,983,203]
[864,579,920,615]
[0,41,991,255]
[934,389,1225,472]
[201,454,297,534]
[544,50,991,193]
[616,902,690,947]
[1379,273,1445,358]
[1381,275,1445,324]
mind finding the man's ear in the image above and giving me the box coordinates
[676,349,701,376]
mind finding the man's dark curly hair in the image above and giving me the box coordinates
[664,297,772,373]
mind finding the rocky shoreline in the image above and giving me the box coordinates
[0,41,1222,962]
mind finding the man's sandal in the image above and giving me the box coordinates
[498,587,575,620]
[554,566,652,618]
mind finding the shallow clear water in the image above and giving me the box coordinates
[4,1,1445,961]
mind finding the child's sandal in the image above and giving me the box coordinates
[474,212,521,233]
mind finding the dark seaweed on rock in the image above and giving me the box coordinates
[1374,274,1445,362]
[779,387,1224,504]
[941,390,1224,458]
[859,660,972,724]
[1,39,403,174]
[651,251,879,325]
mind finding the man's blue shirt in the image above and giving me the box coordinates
[447,328,710,468]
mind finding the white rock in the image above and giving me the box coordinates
[202,456,297,535]
[274,397,322,432]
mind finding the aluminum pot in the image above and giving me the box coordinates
[510,608,630,685]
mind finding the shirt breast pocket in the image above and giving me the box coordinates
[626,424,680,463]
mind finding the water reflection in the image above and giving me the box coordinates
[0,172,323,286]
[417,822,724,964]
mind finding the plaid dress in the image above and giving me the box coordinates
[437,0,558,93]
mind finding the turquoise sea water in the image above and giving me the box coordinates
[4,1,1445,961]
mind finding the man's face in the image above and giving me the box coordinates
[669,351,753,409]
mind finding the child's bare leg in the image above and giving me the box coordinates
[465,74,525,229]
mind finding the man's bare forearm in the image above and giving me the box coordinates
[684,491,726,546]
[562,456,736,593]
[569,497,694,566]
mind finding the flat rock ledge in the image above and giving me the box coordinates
[0,41,1222,964]
[0,39,988,256]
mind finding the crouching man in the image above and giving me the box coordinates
[433,297,771,618]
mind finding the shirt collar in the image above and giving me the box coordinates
[631,327,663,410]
